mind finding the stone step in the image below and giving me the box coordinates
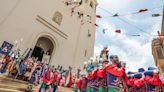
[0,83,27,91]
[0,88,23,92]
[0,75,29,84]
[0,75,29,91]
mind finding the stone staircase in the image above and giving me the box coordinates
[0,75,29,92]
[0,75,74,92]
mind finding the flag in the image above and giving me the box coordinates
[138,9,148,13]
[24,48,32,61]
[115,29,121,33]
[159,35,164,38]
[79,0,82,5]
[102,29,107,34]
[96,15,102,18]
[132,34,140,36]
[112,13,119,17]
[152,14,161,17]
[95,24,99,27]
[66,70,72,87]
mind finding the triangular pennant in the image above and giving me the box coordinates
[152,14,161,17]
[115,29,121,33]
[96,15,102,18]
[95,24,99,27]
[112,13,119,17]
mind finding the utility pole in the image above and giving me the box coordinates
[161,5,164,35]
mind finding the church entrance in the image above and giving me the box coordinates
[31,37,54,64]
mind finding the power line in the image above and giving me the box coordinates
[99,5,163,18]
[98,7,156,37]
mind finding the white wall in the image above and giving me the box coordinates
[0,0,96,68]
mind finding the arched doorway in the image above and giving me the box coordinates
[31,37,54,63]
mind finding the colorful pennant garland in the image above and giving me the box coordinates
[98,5,162,18]
[95,23,141,36]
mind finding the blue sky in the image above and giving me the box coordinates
[94,0,163,72]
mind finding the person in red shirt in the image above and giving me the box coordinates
[86,71,93,92]
[75,76,82,92]
[106,55,126,92]
[52,68,59,92]
[97,60,108,92]
[81,74,87,92]
[66,66,73,88]
[41,66,51,92]
[145,68,163,92]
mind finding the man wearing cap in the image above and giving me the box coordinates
[132,68,148,92]
[90,68,98,92]
[86,70,93,92]
[127,72,136,92]
[97,60,108,92]
[145,67,163,92]
[105,55,126,92]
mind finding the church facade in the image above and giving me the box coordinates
[0,0,97,68]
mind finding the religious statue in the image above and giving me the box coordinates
[100,46,109,61]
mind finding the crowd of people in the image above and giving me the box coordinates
[0,51,73,92]
[0,46,164,92]
[74,55,164,92]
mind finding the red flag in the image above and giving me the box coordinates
[138,9,148,13]
[96,15,102,18]
[159,35,164,38]
[115,29,121,33]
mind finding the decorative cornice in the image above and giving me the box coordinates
[36,15,68,40]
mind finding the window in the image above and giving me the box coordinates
[84,50,87,57]
[88,30,91,37]
[90,1,93,8]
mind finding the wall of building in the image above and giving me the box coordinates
[152,10,164,77]
[0,0,96,69]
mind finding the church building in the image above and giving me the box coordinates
[0,0,97,68]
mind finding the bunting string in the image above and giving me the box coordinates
[98,5,163,18]
[97,6,160,37]
[63,0,162,37]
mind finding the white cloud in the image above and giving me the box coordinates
[95,0,163,72]
[97,0,131,12]
[94,22,160,72]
